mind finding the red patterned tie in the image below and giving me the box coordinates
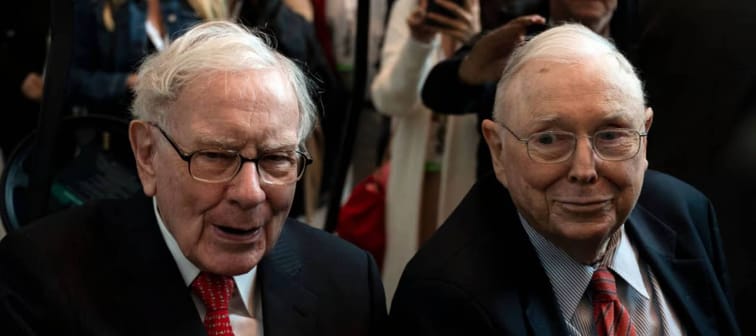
[590,267,637,336]
[191,272,236,336]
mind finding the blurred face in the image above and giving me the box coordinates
[482,58,652,263]
[130,69,300,275]
[550,0,617,34]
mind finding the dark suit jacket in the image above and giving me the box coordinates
[389,170,739,335]
[0,196,387,335]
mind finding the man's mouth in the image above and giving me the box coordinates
[217,226,261,235]
[213,224,264,242]
[555,199,611,213]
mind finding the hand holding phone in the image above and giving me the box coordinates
[421,0,478,42]
[424,0,466,28]
[458,14,546,85]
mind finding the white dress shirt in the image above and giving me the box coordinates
[153,198,264,335]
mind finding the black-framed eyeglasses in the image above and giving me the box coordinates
[150,123,312,184]
[498,123,648,163]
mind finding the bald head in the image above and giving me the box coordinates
[493,24,644,125]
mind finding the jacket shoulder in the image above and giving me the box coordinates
[638,170,714,223]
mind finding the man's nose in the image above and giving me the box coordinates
[567,137,598,184]
[227,161,267,208]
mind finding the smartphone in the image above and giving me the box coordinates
[425,0,466,28]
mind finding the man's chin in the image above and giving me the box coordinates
[195,248,265,276]
[554,218,618,243]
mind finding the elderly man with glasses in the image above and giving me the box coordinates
[0,21,386,335]
[389,24,740,335]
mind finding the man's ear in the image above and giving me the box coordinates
[129,120,157,196]
[641,107,654,171]
[644,107,654,132]
[481,119,509,187]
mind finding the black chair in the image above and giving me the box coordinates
[0,114,142,232]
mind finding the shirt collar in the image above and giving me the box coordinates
[152,197,258,315]
[520,215,648,321]
[612,225,650,299]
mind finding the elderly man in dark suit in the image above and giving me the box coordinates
[389,23,739,335]
[0,21,386,335]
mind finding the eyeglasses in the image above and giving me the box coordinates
[151,123,312,184]
[498,123,647,163]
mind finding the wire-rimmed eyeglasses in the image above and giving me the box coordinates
[497,123,647,163]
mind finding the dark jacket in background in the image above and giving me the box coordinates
[636,1,756,333]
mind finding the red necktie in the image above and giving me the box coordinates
[590,267,637,336]
[191,272,236,336]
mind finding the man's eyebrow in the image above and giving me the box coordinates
[525,114,563,128]
[193,135,242,149]
[259,143,299,152]
[188,128,299,151]
[177,130,242,151]
[531,115,561,124]
[600,110,639,125]
[528,109,636,125]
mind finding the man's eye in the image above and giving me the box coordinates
[535,133,558,145]
[596,130,632,142]
[265,153,295,162]
[196,151,237,163]
[597,131,619,141]
[261,152,297,167]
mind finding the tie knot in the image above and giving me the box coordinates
[191,272,235,312]
[590,267,619,303]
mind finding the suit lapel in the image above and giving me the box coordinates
[517,226,570,336]
[109,197,205,335]
[627,205,719,335]
[260,221,317,336]
[523,288,567,336]
[478,179,568,335]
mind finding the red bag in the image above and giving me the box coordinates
[336,162,389,271]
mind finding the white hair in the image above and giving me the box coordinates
[131,20,317,142]
[494,23,645,121]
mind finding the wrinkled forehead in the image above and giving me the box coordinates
[497,56,645,125]
[165,69,300,134]
[184,69,294,101]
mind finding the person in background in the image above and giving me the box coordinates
[0,21,386,335]
[0,0,49,161]
[68,0,224,119]
[390,23,739,335]
[370,0,479,303]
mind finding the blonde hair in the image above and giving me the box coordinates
[103,0,229,32]
[102,0,126,32]
[186,0,229,20]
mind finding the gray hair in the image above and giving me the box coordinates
[494,23,645,121]
[131,20,317,142]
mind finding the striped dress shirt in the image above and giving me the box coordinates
[520,216,684,335]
